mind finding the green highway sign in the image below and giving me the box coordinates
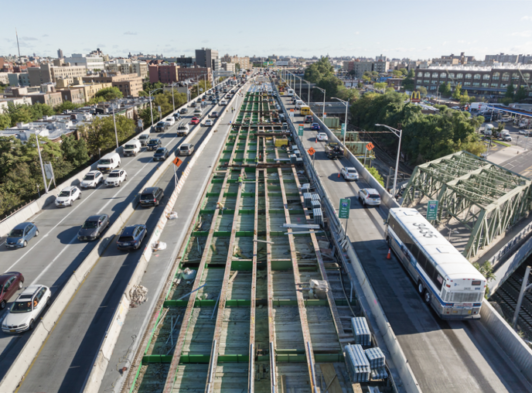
[298,125,304,136]
[427,200,439,220]
[339,198,351,219]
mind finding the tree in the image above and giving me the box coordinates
[362,75,371,83]
[501,97,513,105]
[460,90,471,106]
[235,63,241,72]
[402,70,415,91]
[55,101,82,114]
[0,114,11,130]
[365,166,384,186]
[416,86,427,96]
[399,68,408,76]
[94,87,123,101]
[515,86,528,102]
[505,84,515,99]
[438,82,451,97]
[61,134,89,167]
[78,116,135,155]
[452,84,462,101]
[347,69,356,78]
[392,70,403,78]
[374,82,387,91]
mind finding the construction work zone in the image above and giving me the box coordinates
[122,90,394,393]
[401,151,532,259]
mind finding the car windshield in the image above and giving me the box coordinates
[109,173,120,178]
[119,236,134,242]
[141,193,154,200]
[180,146,189,150]
[100,159,111,165]
[82,220,99,229]
[149,139,158,144]
[369,194,380,199]
[125,144,136,149]
[84,174,95,180]
[157,122,164,126]
[156,148,165,153]
[348,169,357,173]
[140,135,149,139]
[11,301,32,313]
[59,191,71,197]
[9,229,24,237]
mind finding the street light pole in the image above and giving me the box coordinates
[332,97,348,148]
[315,87,326,119]
[171,82,175,112]
[376,123,403,198]
[35,130,49,193]
[148,87,163,128]
[112,104,119,148]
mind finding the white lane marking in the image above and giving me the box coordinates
[4,139,176,272]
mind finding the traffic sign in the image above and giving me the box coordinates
[339,198,351,219]
[172,157,183,167]
[427,200,439,220]
[298,125,304,136]
[307,147,316,156]
[341,123,346,136]
[365,142,375,151]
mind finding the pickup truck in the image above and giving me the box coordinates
[325,142,344,159]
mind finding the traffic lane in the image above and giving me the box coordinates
[281,96,515,392]
[17,152,192,393]
[15,91,235,391]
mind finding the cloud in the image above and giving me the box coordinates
[124,31,137,35]
[511,31,532,37]
[522,16,532,21]
[21,36,38,41]
[201,40,209,43]
[42,34,49,37]
[355,32,359,35]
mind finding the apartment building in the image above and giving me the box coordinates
[414,64,532,96]
[59,87,85,105]
[149,64,178,84]
[82,72,143,97]
[27,64,87,86]
[0,97,32,113]
[63,54,105,70]
[196,48,219,70]
[177,66,212,83]
[8,72,30,87]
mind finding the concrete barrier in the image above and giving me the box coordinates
[278,86,420,392]
[480,300,532,384]
[81,84,243,393]
[0,86,220,393]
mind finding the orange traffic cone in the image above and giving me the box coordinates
[387,249,391,259]
[315,137,317,143]
[338,172,341,178]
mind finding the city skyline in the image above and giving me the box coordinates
[3,0,532,60]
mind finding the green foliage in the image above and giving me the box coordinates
[399,68,408,76]
[87,96,106,105]
[61,134,90,167]
[54,101,83,114]
[392,70,403,78]
[402,70,415,91]
[438,82,452,97]
[95,87,123,101]
[350,92,485,165]
[78,116,135,155]
[500,97,513,105]
[374,82,387,90]
[362,75,371,83]
[515,86,528,102]
[452,84,462,100]
[235,63,241,72]
[416,86,427,96]
[0,114,11,130]
[505,84,515,99]
[347,69,356,77]
[139,91,187,127]
[459,90,471,106]
[304,57,359,101]
[473,261,495,298]
[365,165,384,186]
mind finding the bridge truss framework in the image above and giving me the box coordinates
[401,151,532,259]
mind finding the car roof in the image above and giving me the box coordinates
[345,167,356,170]
[121,226,139,236]
[87,170,101,175]
[62,186,77,192]
[110,169,121,174]
[86,215,103,221]
[19,285,46,298]
[181,143,192,148]
[0,272,19,284]
[142,187,159,194]
[363,188,380,194]
[13,222,32,230]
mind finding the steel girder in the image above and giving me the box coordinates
[401,151,532,258]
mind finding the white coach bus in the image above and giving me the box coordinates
[386,208,486,320]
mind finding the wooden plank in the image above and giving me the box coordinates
[319,364,343,393]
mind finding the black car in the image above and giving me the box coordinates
[77,214,110,241]
[190,102,197,108]
[153,147,169,161]
[155,122,168,132]
[147,138,162,151]
[209,111,218,118]
[139,187,164,207]
[173,112,181,120]
[116,224,148,251]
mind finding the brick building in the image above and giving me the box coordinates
[82,72,143,97]
[149,64,178,84]
[414,64,532,97]
[177,66,212,83]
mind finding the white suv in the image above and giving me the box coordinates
[341,167,359,181]
[359,188,381,207]
[80,171,103,189]
[105,169,127,187]
[55,186,81,207]
[2,285,52,333]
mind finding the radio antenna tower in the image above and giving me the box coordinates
[16,28,21,57]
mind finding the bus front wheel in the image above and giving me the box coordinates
[417,282,424,295]
[424,290,431,304]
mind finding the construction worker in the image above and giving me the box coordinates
[238,175,243,184]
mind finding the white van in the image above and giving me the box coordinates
[177,123,190,136]
[97,152,121,172]
[220,100,228,106]
[286,89,295,96]
[123,139,141,157]
[163,117,175,127]
[295,100,305,110]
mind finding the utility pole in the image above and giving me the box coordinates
[15,28,21,57]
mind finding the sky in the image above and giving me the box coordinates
[2,0,532,60]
